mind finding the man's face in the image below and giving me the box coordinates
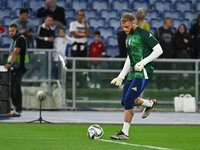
[45,17,53,26]
[121,21,135,35]
[9,27,17,38]
[165,19,173,28]
[48,0,56,8]
[19,13,28,22]
[77,11,85,22]
[136,10,143,20]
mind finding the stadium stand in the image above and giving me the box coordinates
[0,0,199,55]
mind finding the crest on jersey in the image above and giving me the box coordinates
[132,87,137,92]
[128,38,131,45]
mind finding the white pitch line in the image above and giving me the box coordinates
[99,139,174,150]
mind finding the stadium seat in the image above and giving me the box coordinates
[107,36,118,46]
[84,9,98,20]
[1,35,12,48]
[0,25,8,36]
[56,0,66,8]
[106,45,119,58]
[87,36,94,46]
[109,18,120,32]
[3,16,17,26]
[119,9,132,18]
[99,9,118,22]
[182,19,190,29]
[154,1,171,12]
[89,18,105,29]
[6,0,23,10]
[65,9,76,19]
[173,19,182,29]
[195,1,200,11]
[0,8,11,18]
[111,0,129,12]
[96,27,114,39]
[29,0,45,11]
[184,11,197,23]
[150,27,156,34]
[150,19,163,29]
[132,1,149,10]
[146,10,159,20]
[92,0,109,12]
[174,1,192,12]
[30,18,42,26]
[66,17,76,25]
[162,11,181,20]
[71,0,88,11]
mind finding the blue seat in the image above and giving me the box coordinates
[56,0,66,7]
[71,0,88,11]
[173,19,182,29]
[119,9,132,18]
[31,18,42,26]
[84,9,98,20]
[92,0,108,12]
[106,45,119,58]
[65,9,76,19]
[150,19,163,29]
[0,8,11,18]
[1,35,12,48]
[175,1,192,12]
[154,1,171,12]
[196,1,200,11]
[111,0,129,11]
[67,17,76,25]
[150,27,156,34]
[107,36,118,46]
[3,16,17,26]
[6,0,23,10]
[132,1,149,10]
[99,9,118,21]
[184,11,197,23]
[182,19,189,29]
[109,18,120,32]
[89,18,105,29]
[87,36,94,46]
[29,0,45,11]
[163,11,181,20]
[146,10,159,20]
[96,27,114,39]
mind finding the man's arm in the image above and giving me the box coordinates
[71,31,87,39]
[4,48,21,69]
[83,19,91,36]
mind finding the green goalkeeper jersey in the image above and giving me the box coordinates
[126,27,159,80]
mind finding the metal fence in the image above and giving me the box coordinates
[0,48,199,110]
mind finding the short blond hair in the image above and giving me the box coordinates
[121,13,135,24]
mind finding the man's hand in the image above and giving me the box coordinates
[134,61,144,72]
[111,77,123,86]
[48,36,54,42]
[4,64,12,69]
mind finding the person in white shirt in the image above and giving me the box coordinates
[53,27,74,79]
[69,10,90,57]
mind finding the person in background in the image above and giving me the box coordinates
[69,10,91,57]
[37,0,66,26]
[36,15,55,79]
[173,24,192,58]
[4,24,29,115]
[136,8,150,30]
[154,17,174,58]
[53,27,74,79]
[189,14,200,58]
[11,8,34,48]
[88,31,105,89]
[117,31,127,58]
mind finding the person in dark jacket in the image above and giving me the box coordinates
[37,0,66,26]
[36,15,55,78]
[117,31,127,58]
[154,17,174,58]
[173,24,192,58]
[189,14,200,58]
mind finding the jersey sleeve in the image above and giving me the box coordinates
[69,22,76,32]
[144,31,159,49]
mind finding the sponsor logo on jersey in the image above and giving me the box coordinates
[132,87,137,92]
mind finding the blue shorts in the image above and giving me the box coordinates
[121,78,150,110]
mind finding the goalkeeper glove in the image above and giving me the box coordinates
[134,61,144,72]
[110,77,123,86]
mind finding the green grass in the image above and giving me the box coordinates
[0,123,200,150]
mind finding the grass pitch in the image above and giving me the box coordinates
[0,123,199,150]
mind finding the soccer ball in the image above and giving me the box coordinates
[36,90,46,101]
[87,124,104,139]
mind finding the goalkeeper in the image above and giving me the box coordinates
[110,13,163,140]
